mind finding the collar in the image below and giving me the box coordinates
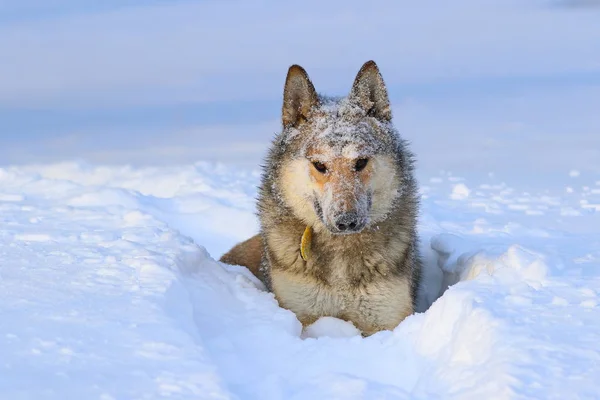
[300,225,312,261]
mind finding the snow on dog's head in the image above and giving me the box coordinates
[271,61,413,235]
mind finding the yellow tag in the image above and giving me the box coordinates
[300,226,312,261]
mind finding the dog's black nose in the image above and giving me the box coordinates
[335,212,360,232]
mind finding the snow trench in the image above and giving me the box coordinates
[1,162,599,399]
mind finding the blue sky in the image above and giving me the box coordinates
[1,0,599,186]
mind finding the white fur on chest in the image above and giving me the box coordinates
[271,268,413,335]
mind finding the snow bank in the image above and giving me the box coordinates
[1,162,599,399]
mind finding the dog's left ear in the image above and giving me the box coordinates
[349,60,392,122]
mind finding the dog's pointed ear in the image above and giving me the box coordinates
[349,60,392,122]
[282,65,319,127]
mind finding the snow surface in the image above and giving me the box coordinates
[1,161,600,399]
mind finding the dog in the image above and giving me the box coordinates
[220,60,421,336]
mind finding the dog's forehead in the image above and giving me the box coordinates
[306,98,381,158]
[283,95,396,162]
[307,141,368,162]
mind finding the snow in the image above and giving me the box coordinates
[1,1,600,397]
[450,183,471,200]
[302,317,362,339]
[1,161,600,399]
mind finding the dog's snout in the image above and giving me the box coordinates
[335,212,361,233]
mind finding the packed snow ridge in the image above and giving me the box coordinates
[1,161,599,399]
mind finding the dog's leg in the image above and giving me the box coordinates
[219,234,263,278]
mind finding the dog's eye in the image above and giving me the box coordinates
[355,158,369,172]
[312,161,327,174]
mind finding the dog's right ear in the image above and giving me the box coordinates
[282,65,318,128]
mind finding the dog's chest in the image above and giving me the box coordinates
[270,258,412,334]
[266,226,413,333]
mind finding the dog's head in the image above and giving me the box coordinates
[277,61,404,235]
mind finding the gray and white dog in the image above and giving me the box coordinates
[221,61,421,335]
